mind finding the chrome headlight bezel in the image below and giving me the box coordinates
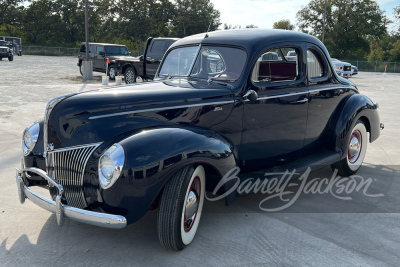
[99,143,125,189]
[22,122,40,156]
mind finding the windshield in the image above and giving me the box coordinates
[105,46,129,55]
[159,45,247,81]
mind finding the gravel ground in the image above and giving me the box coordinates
[1,56,400,266]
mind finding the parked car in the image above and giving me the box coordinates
[0,42,13,61]
[17,29,383,251]
[114,37,179,83]
[331,58,352,78]
[351,65,358,75]
[0,36,22,56]
[77,42,130,80]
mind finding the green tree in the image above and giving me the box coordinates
[394,5,400,33]
[272,19,295,30]
[171,0,221,37]
[246,24,258,28]
[0,0,24,36]
[296,0,390,59]
[224,23,241,30]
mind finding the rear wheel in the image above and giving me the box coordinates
[157,165,205,251]
[124,67,137,84]
[331,120,367,176]
[8,55,13,61]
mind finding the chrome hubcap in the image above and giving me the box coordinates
[185,190,198,221]
[348,130,362,163]
[184,177,200,232]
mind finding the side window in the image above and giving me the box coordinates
[89,45,95,56]
[151,41,166,53]
[191,48,226,76]
[80,44,86,53]
[96,46,104,55]
[307,50,324,78]
[251,47,299,83]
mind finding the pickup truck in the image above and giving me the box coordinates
[77,42,130,80]
[114,37,179,83]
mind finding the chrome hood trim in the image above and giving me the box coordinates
[44,93,77,158]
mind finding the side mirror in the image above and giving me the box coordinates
[99,51,105,57]
[242,90,258,103]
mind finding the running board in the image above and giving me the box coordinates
[238,149,341,194]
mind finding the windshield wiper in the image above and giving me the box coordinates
[206,78,233,89]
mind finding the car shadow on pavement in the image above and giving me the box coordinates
[1,164,400,266]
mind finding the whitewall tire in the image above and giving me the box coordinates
[331,120,368,176]
[157,165,205,250]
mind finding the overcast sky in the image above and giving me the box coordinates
[211,0,399,32]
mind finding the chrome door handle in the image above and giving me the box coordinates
[297,98,308,103]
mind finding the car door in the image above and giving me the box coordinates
[240,44,309,171]
[146,40,168,77]
[94,45,105,71]
[304,44,351,151]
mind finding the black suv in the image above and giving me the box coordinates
[77,43,130,80]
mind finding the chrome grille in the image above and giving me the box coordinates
[48,143,100,208]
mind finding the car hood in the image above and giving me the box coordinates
[115,56,140,62]
[46,79,235,149]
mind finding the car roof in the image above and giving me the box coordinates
[170,29,329,58]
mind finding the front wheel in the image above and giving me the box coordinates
[108,64,116,80]
[157,165,205,251]
[331,120,367,176]
[124,67,137,84]
[8,55,13,61]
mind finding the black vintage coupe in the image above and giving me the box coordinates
[17,29,382,251]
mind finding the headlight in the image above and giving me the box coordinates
[22,122,40,155]
[99,143,125,189]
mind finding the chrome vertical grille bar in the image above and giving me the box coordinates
[47,143,101,209]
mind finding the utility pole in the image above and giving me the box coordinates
[82,0,93,81]
[322,0,327,43]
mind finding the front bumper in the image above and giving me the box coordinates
[0,52,12,57]
[16,166,127,229]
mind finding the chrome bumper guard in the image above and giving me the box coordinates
[16,167,127,229]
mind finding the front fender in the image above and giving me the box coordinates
[93,126,237,224]
[335,94,380,158]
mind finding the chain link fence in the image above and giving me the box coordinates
[341,60,400,73]
[21,45,140,57]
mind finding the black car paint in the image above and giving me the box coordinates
[23,29,380,224]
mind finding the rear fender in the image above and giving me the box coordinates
[334,94,380,158]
